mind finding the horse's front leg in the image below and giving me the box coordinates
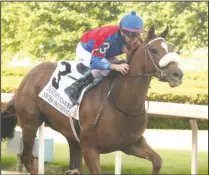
[122,136,162,175]
[81,142,101,175]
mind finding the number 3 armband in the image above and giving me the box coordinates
[96,41,110,55]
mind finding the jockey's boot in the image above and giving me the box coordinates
[65,71,94,104]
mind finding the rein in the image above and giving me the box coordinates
[109,45,151,117]
[92,38,165,127]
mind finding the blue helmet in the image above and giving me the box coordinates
[120,11,144,34]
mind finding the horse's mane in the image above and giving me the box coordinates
[100,39,145,83]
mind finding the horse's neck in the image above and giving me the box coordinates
[111,74,151,113]
[110,47,151,113]
[93,46,150,114]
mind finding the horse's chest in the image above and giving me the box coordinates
[98,130,144,153]
[96,114,147,152]
[117,120,146,145]
[118,132,140,146]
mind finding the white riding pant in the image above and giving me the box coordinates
[76,42,118,77]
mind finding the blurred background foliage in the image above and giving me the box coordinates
[2,2,208,62]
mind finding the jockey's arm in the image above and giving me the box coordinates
[90,56,111,70]
[91,36,129,75]
[90,55,129,75]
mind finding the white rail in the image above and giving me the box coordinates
[1,93,208,175]
[38,123,45,174]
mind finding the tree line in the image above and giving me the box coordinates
[2,2,208,62]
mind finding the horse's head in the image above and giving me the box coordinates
[146,25,183,87]
[128,25,183,88]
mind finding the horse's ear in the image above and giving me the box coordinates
[159,25,169,38]
[146,25,157,42]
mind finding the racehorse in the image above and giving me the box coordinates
[1,26,183,175]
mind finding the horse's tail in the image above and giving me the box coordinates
[1,98,17,141]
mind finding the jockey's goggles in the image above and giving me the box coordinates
[122,29,141,39]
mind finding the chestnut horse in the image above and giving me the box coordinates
[2,26,183,175]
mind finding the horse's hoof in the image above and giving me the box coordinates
[65,169,80,175]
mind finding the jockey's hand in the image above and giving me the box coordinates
[111,63,129,75]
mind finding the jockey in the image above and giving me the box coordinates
[66,10,144,103]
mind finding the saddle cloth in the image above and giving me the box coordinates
[38,60,91,120]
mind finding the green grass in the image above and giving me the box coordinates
[149,70,208,95]
[1,143,208,174]
[149,78,208,95]
[2,71,208,94]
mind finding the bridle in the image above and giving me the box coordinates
[92,37,167,127]
[125,37,166,80]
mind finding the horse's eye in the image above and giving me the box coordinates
[151,49,158,54]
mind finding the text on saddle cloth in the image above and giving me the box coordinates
[38,60,94,120]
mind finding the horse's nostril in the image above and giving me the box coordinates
[172,72,183,79]
[172,73,179,77]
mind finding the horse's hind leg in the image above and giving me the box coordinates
[122,136,162,175]
[16,104,43,175]
[21,125,40,175]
